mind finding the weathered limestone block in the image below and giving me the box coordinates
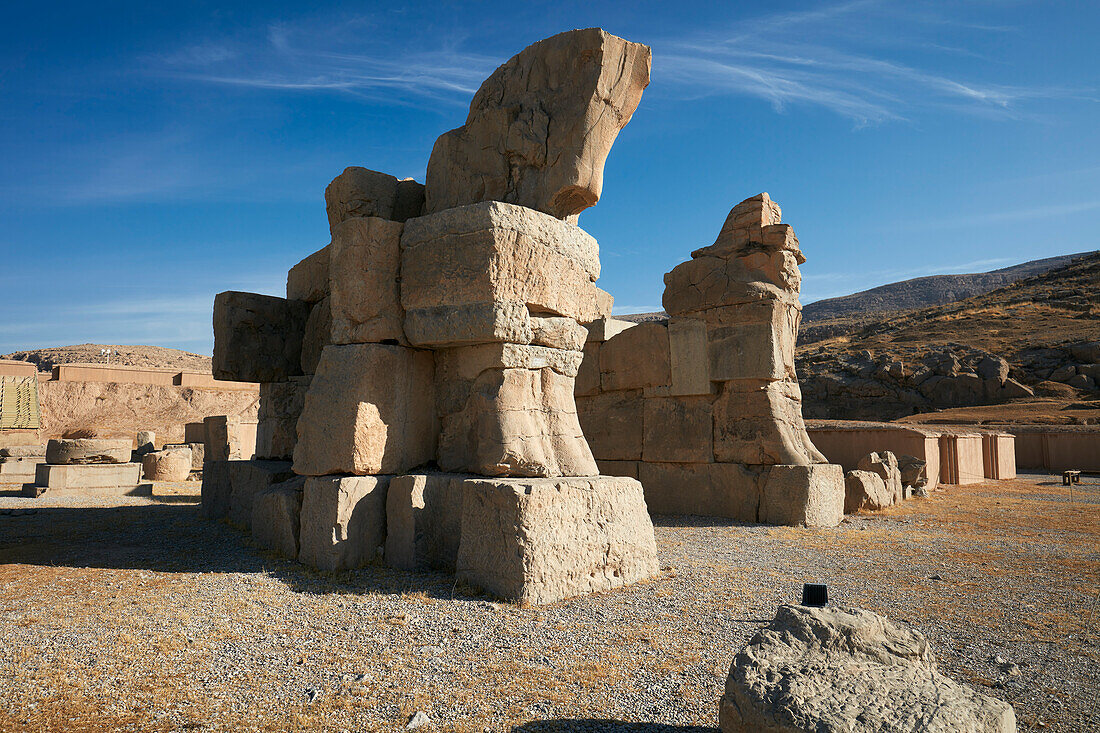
[639,462,762,520]
[576,389,643,460]
[438,365,597,478]
[844,469,893,513]
[287,245,330,303]
[201,459,231,519]
[897,454,928,489]
[574,343,601,396]
[713,380,826,466]
[720,605,1016,732]
[434,343,583,406]
[298,474,390,571]
[256,377,311,460]
[33,462,142,493]
[213,291,309,382]
[164,442,204,470]
[300,297,331,374]
[136,431,156,452]
[330,216,405,344]
[403,301,533,348]
[599,321,670,392]
[252,476,306,559]
[857,451,904,504]
[585,317,636,342]
[698,193,784,259]
[455,476,658,604]
[706,301,798,382]
[424,29,650,221]
[142,448,192,482]
[0,457,44,483]
[325,168,425,232]
[0,445,45,458]
[204,415,257,462]
[292,344,436,476]
[668,317,711,395]
[400,203,609,345]
[642,396,713,463]
[759,464,844,527]
[530,316,587,351]
[384,473,465,573]
[46,438,132,465]
[663,261,787,317]
[228,460,295,530]
[595,459,640,479]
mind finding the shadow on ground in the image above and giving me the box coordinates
[512,722,717,732]
[0,501,482,602]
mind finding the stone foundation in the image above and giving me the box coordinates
[33,462,143,494]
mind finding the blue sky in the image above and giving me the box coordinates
[1,1,1097,355]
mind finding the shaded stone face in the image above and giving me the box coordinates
[423,28,651,220]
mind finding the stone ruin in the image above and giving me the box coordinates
[205,28,844,604]
[576,193,843,525]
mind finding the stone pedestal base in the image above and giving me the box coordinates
[33,462,144,495]
[384,473,659,604]
[603,461,845,527]
[0,457,43,483]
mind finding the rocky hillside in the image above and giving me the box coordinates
[797,252,1100,422]
[801,251,1092,324]
[3,344,212,374]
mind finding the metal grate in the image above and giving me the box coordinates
[0,375,41,430]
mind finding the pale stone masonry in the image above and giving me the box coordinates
[205,28,848,603]
[575,194,844,527]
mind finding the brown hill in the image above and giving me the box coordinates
[3,344,212,374]
[796,252,1100,423]
[801,251,1092,324]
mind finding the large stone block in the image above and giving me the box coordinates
[706,301,798,382]
[585,317,636,343]
[256,377,311,461]
[642,396,713,463]
[203,415,257,462]
[639,462,763,520]
[455,476,658,605]
[293,344,436,476]
[759,464,844,527]
[45,438,131,465]
[286,245,330,304]
[33,462,143,494]
[423,29,650,221]
[720,605,1016,732]
[201,459,231,519]
[0,457,43,483]
[227,460,295,530]
[844,469,892,514]
[857,451,904,504]
[576,389,643,461]
[300,297,331,375]
[402,301,533,348]
[213,291,309,382]
[438,366,597,478]
[329,216,406,344]
[252,476,305,559]
[325,167,424,231]
[400,202,608,342]
[574,343,601,397]
[668,317,711,395]
[599,321,670,392]
[713,380,826,466]
[298,474,390,571]
[384,473,465,573]
[530,316,587,351]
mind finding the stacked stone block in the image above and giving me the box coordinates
[575,194,844,527]
[205,29,660,604]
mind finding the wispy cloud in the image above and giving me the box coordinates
[152,17,498,105]
[655,1,1090,124]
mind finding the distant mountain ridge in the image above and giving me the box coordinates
[802,252,1093,322]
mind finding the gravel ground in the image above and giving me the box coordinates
[0,473,1097,732]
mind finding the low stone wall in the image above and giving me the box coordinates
[1014,428,1100,471]
[805,422,943,490]
[52,363,259,391]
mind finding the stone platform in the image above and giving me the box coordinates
[33,462,144,494]
[0,457,44,483]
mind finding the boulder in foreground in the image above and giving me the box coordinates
[720,604,1016,732]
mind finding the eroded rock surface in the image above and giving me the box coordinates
[720,604,1016,732]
